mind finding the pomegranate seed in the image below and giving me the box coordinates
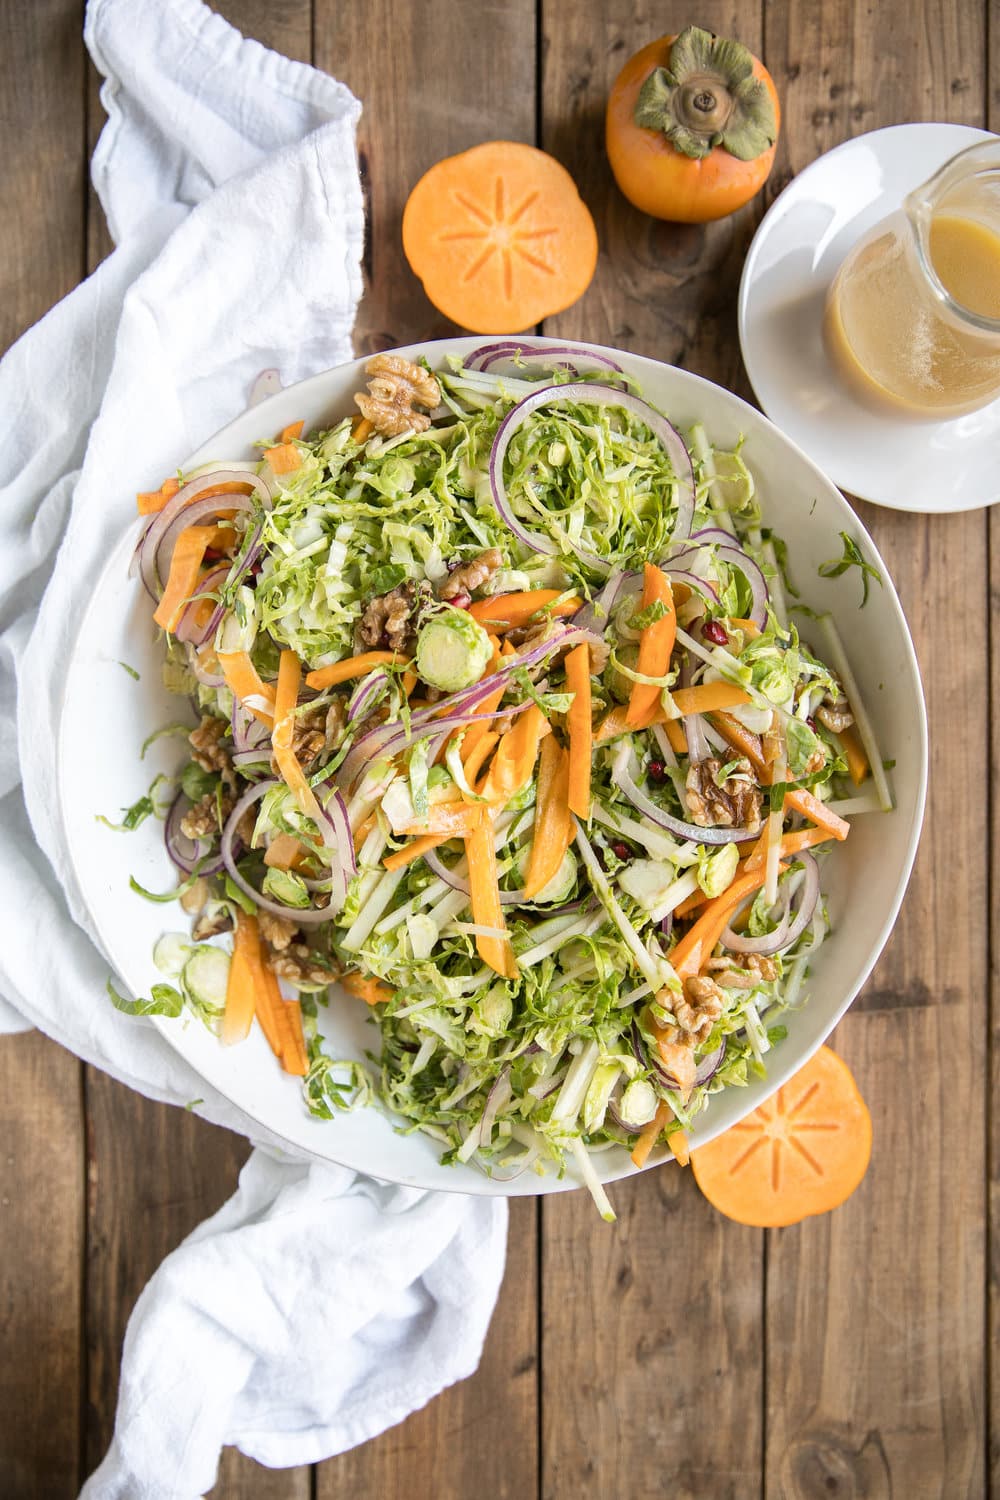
[647,759,667,784]
[449,590,472,610]
[702,619,729,646]
[611,841,631,862]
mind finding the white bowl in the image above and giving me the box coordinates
[57,337,927,1197]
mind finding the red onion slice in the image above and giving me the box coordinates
[314,790,355,914]
[694,1042,726,1086]
[688,526,745,547]
[488,383,695,572]
[721,851,820,956]
[221,780,338,926]
[187,646,226,689]
[477,1065,512,1148]
[661,567,719,604]
[574,568,632,634]
[165,792,227,876]
[173,565,229,645]
[198,524,265,645]
[423,845,527,908]
[137,468,273,598]
[466,341,625,376]
[347,669,389,723]
[671,536,769,629]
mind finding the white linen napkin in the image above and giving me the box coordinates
[0,1,507,1493]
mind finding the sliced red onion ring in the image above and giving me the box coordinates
[231,699,270,753]
[661,567,719,604]
[423,845,530,908]
[137,468,273,599]
[721,851,820,956]
[231,748,271,770]
[174,565,229,645]
[165,792,226,876]
[694,1042,726,1086]
[671,537,769,629]
[687,526,747,547]
[574,569,631,634]
[614,745,761,846]
[314,790,355,913]
[348,669,389,723]
[199,524,264,645]
[488,384,695,572]
[478,1066,512,1148]
[187,646,226,689]
[712,546,768,628]
[221,780,336,926]
[466,341,625,376]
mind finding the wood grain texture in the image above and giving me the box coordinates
[315,0,537,354]
[0,1035,85,1500]
[310,1,539,1493]
[0,3,86,1497]
[539,6,765,1499]
[762,4,988,1496]
[541,1,766,400]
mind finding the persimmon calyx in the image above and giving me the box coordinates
[633,26,777,162]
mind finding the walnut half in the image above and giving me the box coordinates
[355,354,441,437]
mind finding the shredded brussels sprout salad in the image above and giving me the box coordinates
[118,342,892,1219]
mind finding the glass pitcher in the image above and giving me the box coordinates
[823,138,1000,418]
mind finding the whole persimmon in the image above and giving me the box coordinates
[606,26,780,223]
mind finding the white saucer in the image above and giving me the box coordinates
[738,123,1000,513]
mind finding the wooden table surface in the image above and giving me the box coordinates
[2,1,996,1496]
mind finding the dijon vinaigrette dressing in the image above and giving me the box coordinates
[824,211,1000,417]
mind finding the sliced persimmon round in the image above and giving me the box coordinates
[691,1046,872,1227]
[402,141,598,334]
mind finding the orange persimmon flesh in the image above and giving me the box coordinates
[467,591,583,630]
[626,565,675,727]
[691,1046,872,1227]
[479,704,549,805]
[523,736,573,901]
[264,442,301,474]
[221,911,258,1046]
[564,643,592,818]
[465,807,517,979]
[402,141,598,334]
[342,971,394,1006]
[305,651,409,690]
[152,527,215,633]
[837,724,870,787]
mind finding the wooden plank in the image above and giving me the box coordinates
[0,2,86,1496]
[541,2,766,401]
[315,0,537,355]
[312,1,538,1492]
[539,6,766,1498]
[0,1036,85,1500]
[82,5,314,1496]
[760,4,988,1496]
